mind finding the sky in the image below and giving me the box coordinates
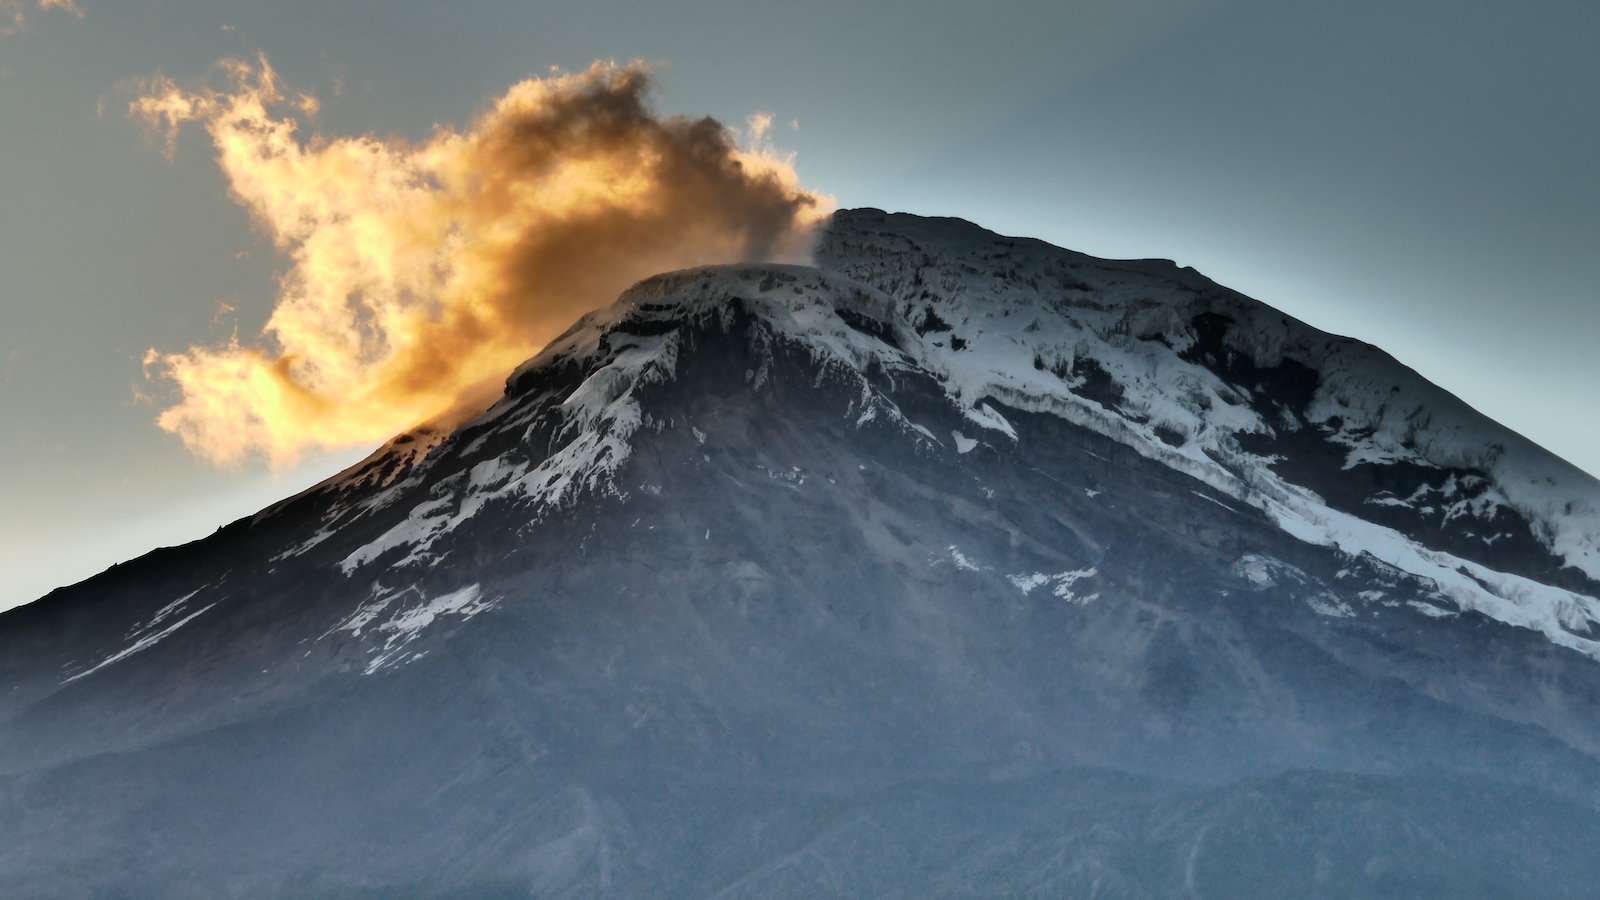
[2,0,1597,610]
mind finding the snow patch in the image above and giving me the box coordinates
[1260,484,1600,657]
[1307,593,1356,618]
[330,582,496,675]
[1190,490,1241,515]
[66,596,217,684]
[1232,555,1283,588]
[1009,567,1099,604]
[944,545,982,572]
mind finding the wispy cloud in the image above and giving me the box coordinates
[1,0,83,36]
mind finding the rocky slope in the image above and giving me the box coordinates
[2,209,1599,897]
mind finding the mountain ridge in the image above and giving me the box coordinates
[179,207,1599,661]
[4,208,1600,897]
[22,208,1599,613]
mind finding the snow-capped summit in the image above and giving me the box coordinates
[265,208,1600,659]
[823,209,1600,585]
[821,209,1600,651]
[6,210,1600,896]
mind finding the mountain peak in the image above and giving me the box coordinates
[206,210,1600,675]
[10,210,1600,897]
[240,210,1600,660]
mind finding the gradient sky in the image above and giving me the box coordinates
[2,0,1597,610]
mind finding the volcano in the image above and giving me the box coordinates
[5,209,1600,897]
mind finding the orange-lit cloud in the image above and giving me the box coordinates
[747,111,774,142]
[133,55,829,467]
[1,0,82,35]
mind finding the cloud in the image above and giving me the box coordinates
[747,111,773,142]
[1,0,82,35]
[132,55,828,467]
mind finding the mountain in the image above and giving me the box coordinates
[4,209,1600,897]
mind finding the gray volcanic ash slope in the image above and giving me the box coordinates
[4,209,1600,897]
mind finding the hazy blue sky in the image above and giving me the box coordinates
[2,0,1597,609]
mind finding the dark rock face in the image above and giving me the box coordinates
[3,212,1600,897]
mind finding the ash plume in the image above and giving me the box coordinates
[133,55,828,466]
